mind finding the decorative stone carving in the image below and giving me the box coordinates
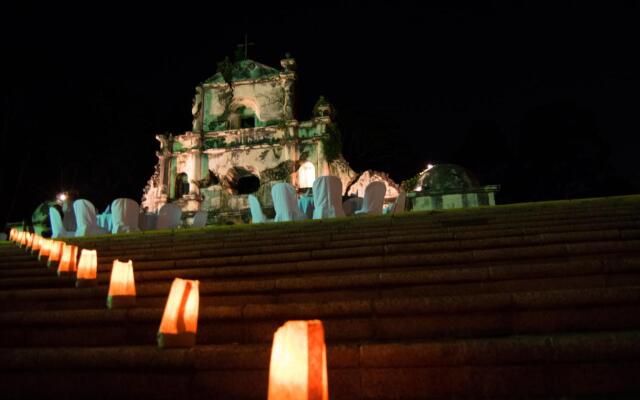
[191,87,203,132]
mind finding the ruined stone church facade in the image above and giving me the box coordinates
[141,56,358,219]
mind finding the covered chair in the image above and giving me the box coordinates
[387,190,406,214]
[312,176,345,219]
[49,207,75,238]
[354,181,386,216]
[97,204,113,232]
[61,199,77,232]
[74,199,109,237]
[190,210,208,228]
[111,198,141,234]
[156,203,182,230]
[342,196,363,217]
[248,194,270,223]
[139,211,157,231]
[272,183,306,222]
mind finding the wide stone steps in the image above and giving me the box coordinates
[2,218,640,280]
[2,195,640,398]
[71,208,640,255]
[1,285,638,348]
[2,248,640,312]
[1,330,639,399]
[2,204,639,268]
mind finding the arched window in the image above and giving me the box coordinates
[229,100,259,129]
[175,173,190,198]
[298,161,316,188]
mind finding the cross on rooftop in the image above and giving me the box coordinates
[237,34,255,60]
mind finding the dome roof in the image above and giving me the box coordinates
[415,164,480,193]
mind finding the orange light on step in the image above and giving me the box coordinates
[57,244,78,277]
[25,232,35,250]
[47,240,65,268]
[18,231,29,248]
[76,249,98,287]
[107,260,136,309]
[268,320,329,400]
[157,278,200,348]
[31,235,43,254]
[38,239,52,261]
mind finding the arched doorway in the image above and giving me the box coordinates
[175,173,190,198]
[298,161,316,188]
[224,167,260,194]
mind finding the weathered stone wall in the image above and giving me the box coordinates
[203,79,288,130]
[346,170,401,200]
[141,57,360,220]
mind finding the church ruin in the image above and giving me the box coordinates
[141,55,360,221]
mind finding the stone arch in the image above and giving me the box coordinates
[175,172,190,198]
[229,97,261,129]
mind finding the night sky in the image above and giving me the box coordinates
[2,2,640,228]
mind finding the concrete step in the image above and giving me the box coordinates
[3,224,640,284]
[87,220,640,263]
[69,210,640,255]
[2,254,640,312]
[55,198,639,243]
[1,330,639,399]
[3,196,640,399]
[1,286,638,347]
[3,212,639,269]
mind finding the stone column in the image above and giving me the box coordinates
[190,150,201,188]
[193,134,203,183]
[156,152,167,192]
[282,79,294,120]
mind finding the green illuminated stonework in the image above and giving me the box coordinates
[141,55,358,219]
[203,59,280,84]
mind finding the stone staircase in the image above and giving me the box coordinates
[1,196,640,399]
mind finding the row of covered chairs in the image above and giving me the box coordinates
[249,176,406,223]
[50,198,207,238]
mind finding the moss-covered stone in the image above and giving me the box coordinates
[204,59,280,84]
[260,160,296,183]
[321,123,342,163]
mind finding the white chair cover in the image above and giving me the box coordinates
[389,190,406,214]
[342,197,364,217]
[298,192,315,219]
[312,176,345,219]
[248,194,269,223]
[61,199,77,232]
[74,199,109,237]
[97,204,112,231]
[97,212,112,232]
[355,181,386,215]
[139,212,158,231]
[272,183,306,222]
[49,207,75,238]
[111,198,141,234]
[190,210,208,228]
[156,203,182,230]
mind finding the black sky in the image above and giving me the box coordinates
[2,2,640,228]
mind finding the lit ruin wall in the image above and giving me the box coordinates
[141,57,398,219]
